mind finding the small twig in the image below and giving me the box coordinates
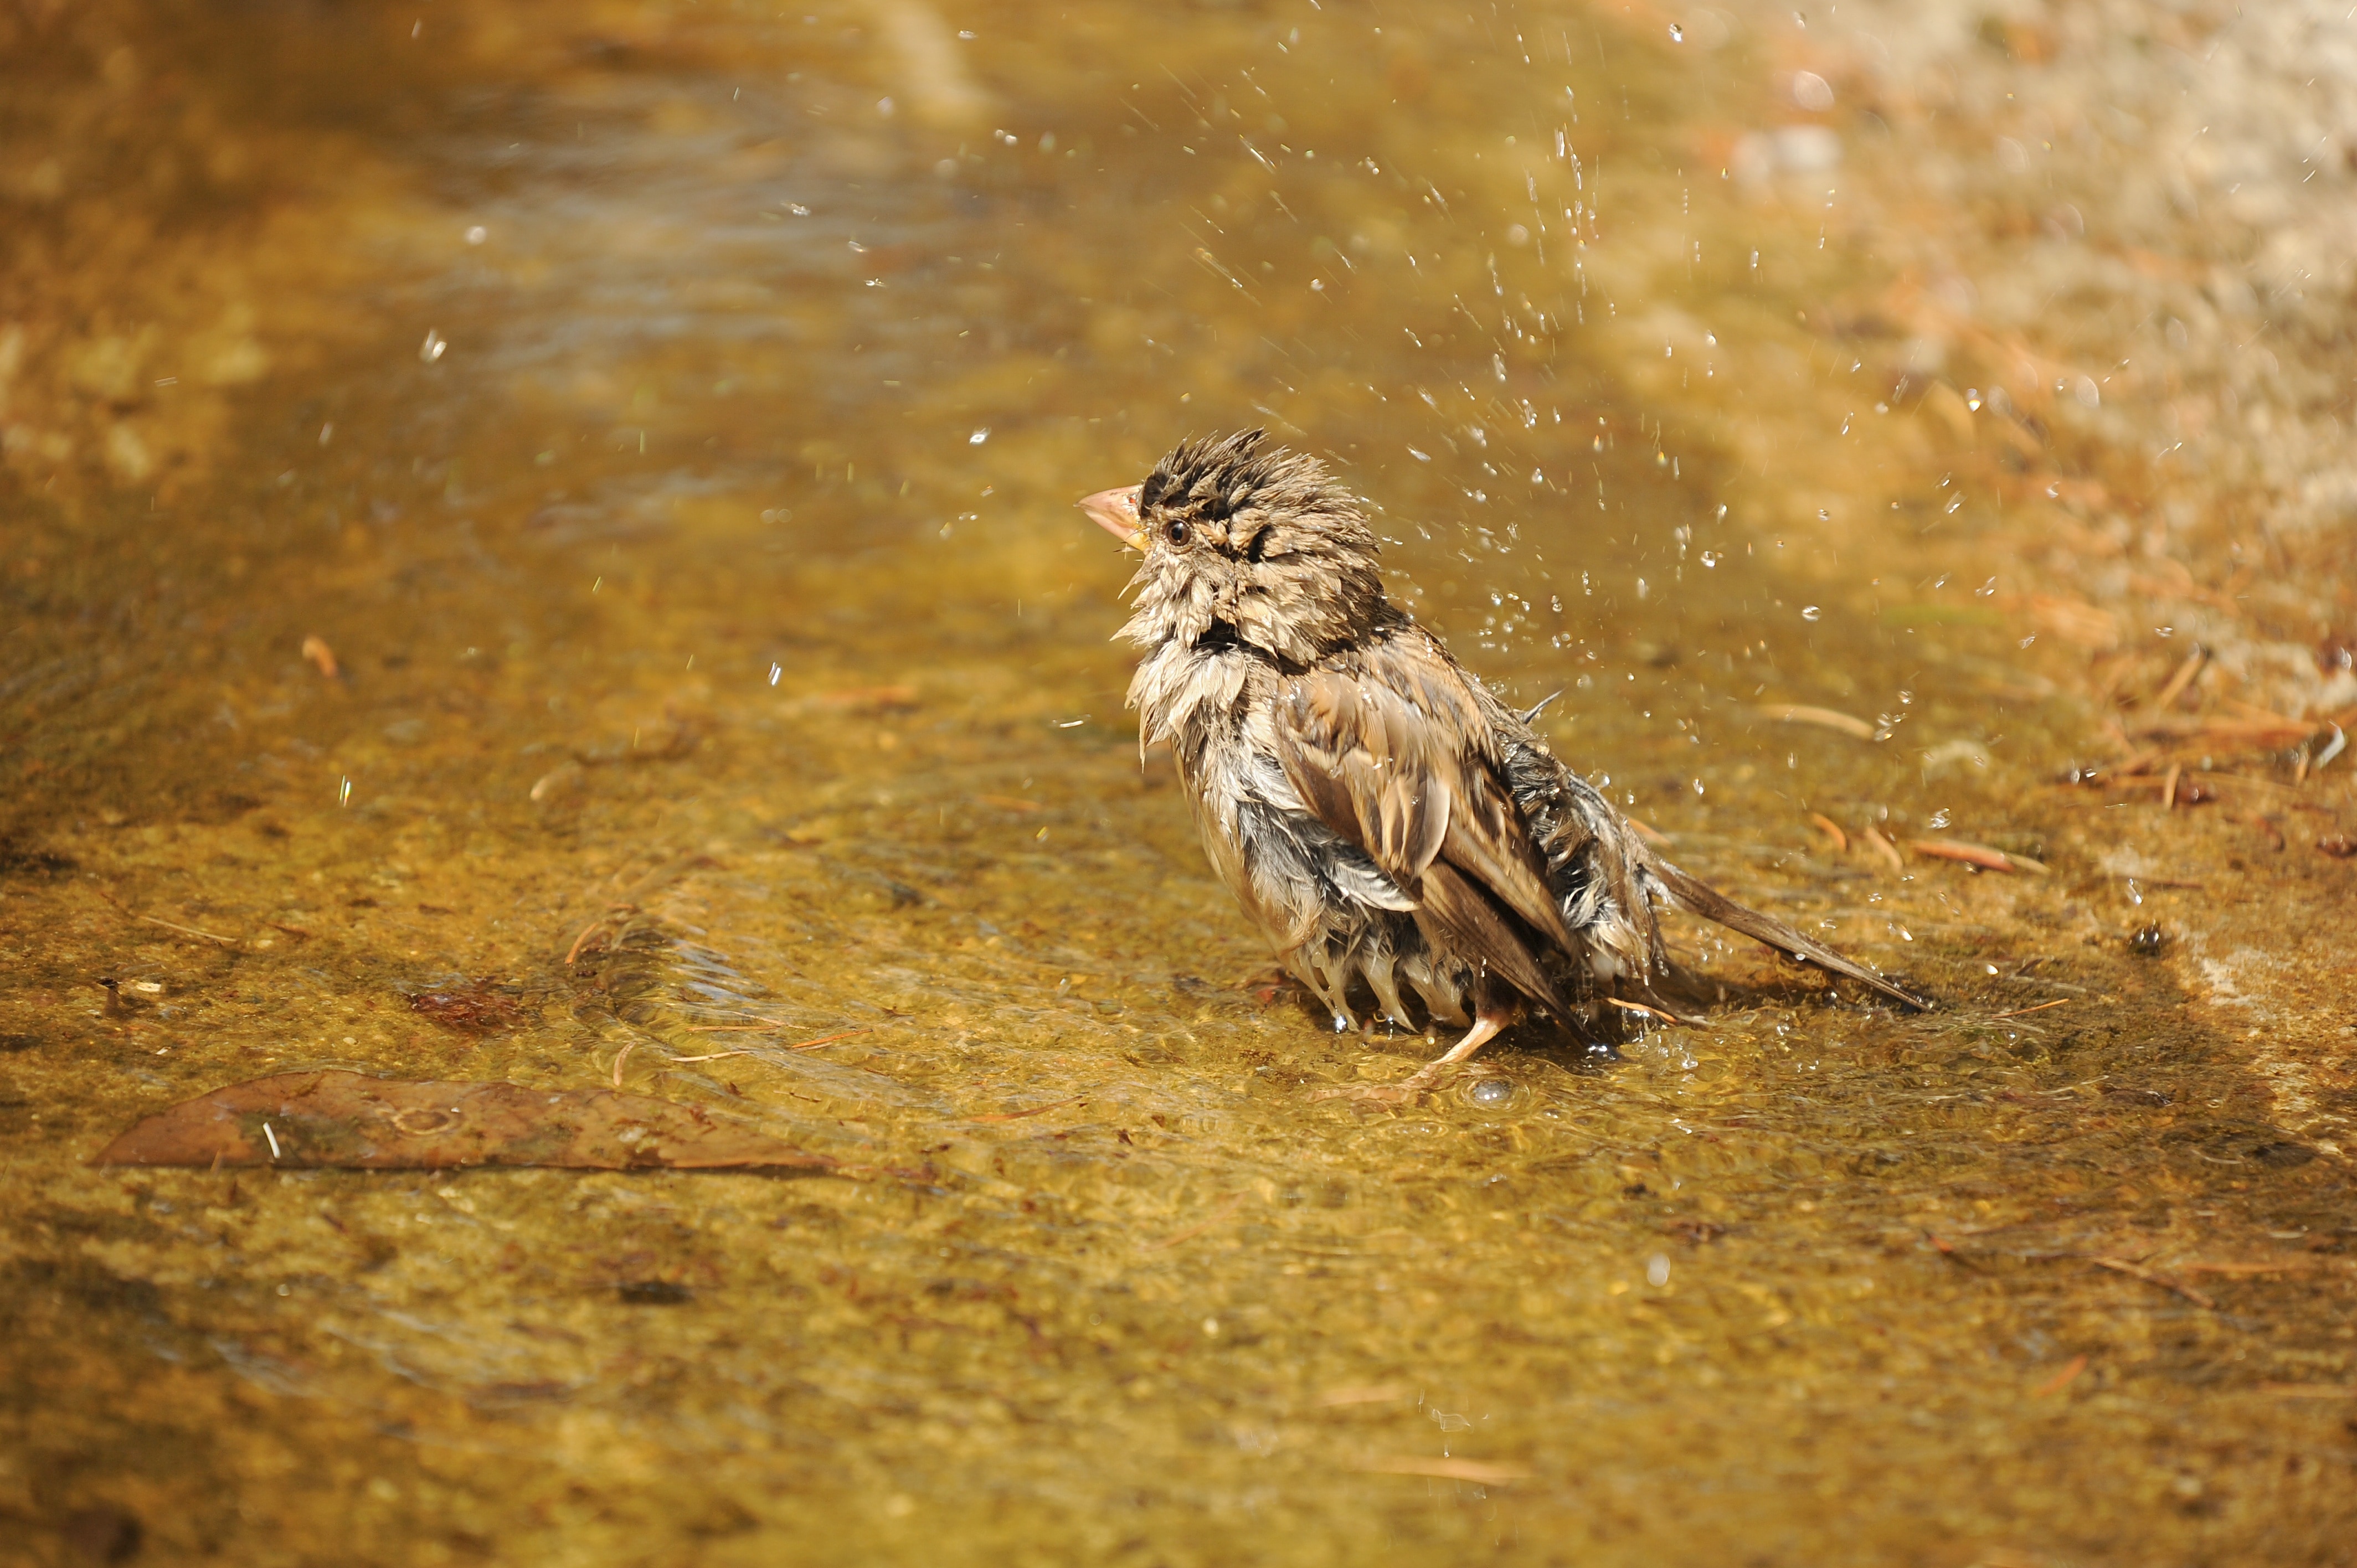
[1353,1456,1531,1485]
[678,1028,876,1056]
[1807,812,1849,853]
[2149,645,2208,710]
[1860,823,1905,872]
[785,1028,873,1051]
[664,1050,755,1064]
[135,914,238,943]
[565,904,637,964]
[2030,1354,2089,1396]
[1759,703,1875,740]
[2128,714,2313,742]
[970,1093,1086,1124]
[2088,1255,2215,1309]
[1908,838,2049,874]
[1607,996,1703,1027]
[1141,1191,1249,1252]
[611,1040,636,1088]
[2162,762,2181,809]
[1991,998,2071,1019]
[565,921,608,965]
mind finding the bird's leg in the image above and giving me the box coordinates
[1310,1010,1509,1103]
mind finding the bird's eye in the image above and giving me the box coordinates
[1164,518,1189,545]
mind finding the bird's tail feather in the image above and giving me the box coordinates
[1641,855,1929,1011]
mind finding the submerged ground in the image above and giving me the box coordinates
[2,1,2352,1562]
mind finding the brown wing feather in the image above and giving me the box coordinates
[1273,635,1576,1015]
[1413,863,1572,1017]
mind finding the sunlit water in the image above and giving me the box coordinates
[4,2,2352,1562]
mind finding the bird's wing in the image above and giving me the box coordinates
[1641,854,1929,1010]
[1273,635,1573,1011]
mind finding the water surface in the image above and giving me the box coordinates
[3,2,2352,1562]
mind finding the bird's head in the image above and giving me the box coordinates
[1079,430,1387,666]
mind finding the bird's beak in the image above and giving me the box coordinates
[1078,484,1146,550]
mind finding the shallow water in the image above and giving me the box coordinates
[4,2,2353,1562]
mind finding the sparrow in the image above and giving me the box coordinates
[1079,430,1927,1100]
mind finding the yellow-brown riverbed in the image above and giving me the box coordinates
[3,2,2352,1562]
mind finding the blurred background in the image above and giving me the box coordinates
[3,1,2354,1562]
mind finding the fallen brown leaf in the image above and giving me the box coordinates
[408,980,529,1033]
[89,1070,836,1173]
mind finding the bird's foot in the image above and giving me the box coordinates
[1308,1013,1506,1104]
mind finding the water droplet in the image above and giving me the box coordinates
[969,427,990,445]
[1646,1254,1672,1287]
[1469,1078,1515,1106]
[1801,605,1822,621]
[1668,22,1684,41]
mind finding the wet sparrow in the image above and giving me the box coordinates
[1079,431,1926,1100]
